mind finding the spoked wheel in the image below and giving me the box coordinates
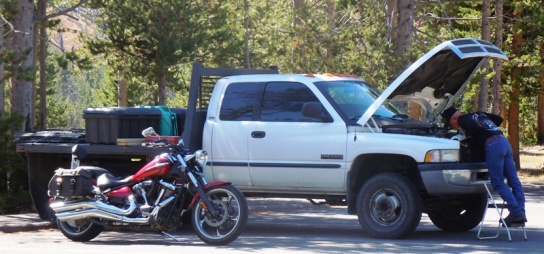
[56,218,104,242]
[191,184,248,245]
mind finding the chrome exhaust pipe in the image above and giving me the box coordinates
[55,209,149,224]
[51,195,137,216]
[53,195,176,225]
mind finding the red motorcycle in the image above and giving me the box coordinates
[47,133,248,245]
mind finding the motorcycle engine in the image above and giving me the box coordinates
[136,180,184,231]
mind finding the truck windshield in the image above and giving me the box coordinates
[314,80,406,120]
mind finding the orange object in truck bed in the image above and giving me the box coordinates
[144,136,180,145]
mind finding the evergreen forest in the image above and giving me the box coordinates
[1,0,544,213]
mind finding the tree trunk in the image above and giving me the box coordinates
[508,6,523,170]
[491,0,503,115]
[293,0,305,27]
[537,0,544,144]
[10,0,35,131]
[396,0,413,67]
[118,69,127,107]
[38,0,47,130]
[0,14,5,116]
[32,3,39,130]
[538,39,544,144]
[243,0,250,68]
[326,0,336,64]
[292,0,305,68]
[326,0,335,64]
[386,0,398,43]
[508,88,521,170]
[157,73,167,105]
[477,0,491,112]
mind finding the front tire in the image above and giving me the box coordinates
[427,194,487,231]
[192,184,248,245]
[356,173,422,239]
[57,218,103,242]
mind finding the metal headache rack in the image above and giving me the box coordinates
[197,76,219,109]
[182,62,279,151]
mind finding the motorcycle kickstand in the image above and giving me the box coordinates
[161,231,182,242]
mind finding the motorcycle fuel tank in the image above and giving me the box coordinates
[131,154,172,181]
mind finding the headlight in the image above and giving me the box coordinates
[425,149,459,163]
[194,150,208,168]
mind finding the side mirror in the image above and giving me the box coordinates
[302,102,333,122]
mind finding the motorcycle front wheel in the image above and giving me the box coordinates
[191,184,248,245]
[56,218,104,242]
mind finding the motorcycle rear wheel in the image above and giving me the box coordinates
[57,218,104,242]
[191,184,248,245]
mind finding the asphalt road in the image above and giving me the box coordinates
[0,192,543,254]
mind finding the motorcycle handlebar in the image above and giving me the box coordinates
[143,140,188,154]
[143,140,169,148]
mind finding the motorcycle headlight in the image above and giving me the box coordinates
[425,149,459,163]
[194,150,208,168]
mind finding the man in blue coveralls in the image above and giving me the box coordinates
[441,107,526,226]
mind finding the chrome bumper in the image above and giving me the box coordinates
[419,162,488,195]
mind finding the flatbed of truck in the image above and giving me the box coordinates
[16,142,169,155]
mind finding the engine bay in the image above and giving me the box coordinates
[372,115,485,163]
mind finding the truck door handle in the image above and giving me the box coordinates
[251,131,266,138]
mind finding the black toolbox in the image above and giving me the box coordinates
[83,107,162,144]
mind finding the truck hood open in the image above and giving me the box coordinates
[357,38,508,126]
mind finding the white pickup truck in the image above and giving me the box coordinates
[187,38,507,239]
[18,38,507,239]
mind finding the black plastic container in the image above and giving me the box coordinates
[83,107,162,144]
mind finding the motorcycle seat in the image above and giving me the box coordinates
[96,173,132,189]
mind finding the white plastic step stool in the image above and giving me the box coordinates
[477,181,527,241]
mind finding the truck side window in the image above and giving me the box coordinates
[220,82,263,121]
[260,82,326,122]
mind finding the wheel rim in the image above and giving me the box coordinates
[59,219,93,234]
[203,200,229,227]
[369,189,402,226]
[194,188,241,240]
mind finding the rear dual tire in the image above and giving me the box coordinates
[427,194,487,231]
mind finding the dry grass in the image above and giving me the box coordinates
[519,146,544,183]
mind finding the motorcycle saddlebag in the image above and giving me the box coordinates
[48,168,93,198]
